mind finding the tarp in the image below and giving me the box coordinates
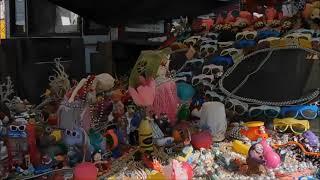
[48,0,235,25]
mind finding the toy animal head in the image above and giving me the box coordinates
[63,127,86,147]
[303,1,320,24]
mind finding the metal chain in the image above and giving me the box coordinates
[219,46,320,106]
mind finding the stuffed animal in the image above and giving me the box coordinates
[303,1,320,30]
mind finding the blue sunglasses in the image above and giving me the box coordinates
[234,40,256,49]
[209,55,234,67]
[280,105,318,120]
[257,30,280,40]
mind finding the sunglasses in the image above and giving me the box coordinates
[280,105,318,120]
[273,118,310,134]
[202,64,223,77]
[236,31,257,41]
[218,41,234,49]
[206,32,219,40]
[224,98,248,115]
[192,74,215,86]
[284,33,312,41]
[9,125,26,132]
[294,29,315,37]
[209,56,234,67]
[175,76,187,83]
[183,36,201,47]
[220,48,243,62]
[205,90,224,102]
[257,30,280,40]
[199,44,218,58]
[249,105,281,118]
[201,81,217,91]
[184,58,204,70]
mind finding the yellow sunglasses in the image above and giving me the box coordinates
[273,118,310,134]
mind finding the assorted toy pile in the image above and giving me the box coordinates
[1,1,320,179]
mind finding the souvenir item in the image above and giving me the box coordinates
[202,64,223,77]
[128,79,156,107]
[240,121,268,141]
[176,82,195,102]
[177,104,190,121]
[205,90,225,102]
[234,31,257,48]
[138,119,153,152]
[183,36,201,47]
[260,139,281,169]
[273,118,310,134]
[209,55,234,67]
[191,131,212,149]
[257,30,281,40]
[232,140,250,155]
[280,105,318,120]
[192,74,215,86]
[220,48,243,63]
[183,58,204,72]
[249,105,281,118]
[150,80,179,124]
[224,98,248,115]
[74,162,98,180]
[246,143,265,174]
[129,49,171,88]
[200,102,227,141]
[302,131,319,148]
[199,43,218,58]
[176,145,194,162]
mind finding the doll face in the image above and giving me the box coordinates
[93,152,102,162]
[255,144,263,154]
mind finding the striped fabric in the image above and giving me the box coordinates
[150,120,164,139]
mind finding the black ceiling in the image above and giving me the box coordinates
[48,0,234,25]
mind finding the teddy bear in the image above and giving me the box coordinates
[303,1,320,30]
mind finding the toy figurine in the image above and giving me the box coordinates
[240,121,268,141]
[302,131,319,149]
[246,143,265,175]
[63,127,93,166]
[138,118,153,152]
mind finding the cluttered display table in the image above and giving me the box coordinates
[1,3,320,179]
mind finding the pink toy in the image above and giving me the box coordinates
[260,139,281,169]
[129,78,156,107]
[150,81,179,125]
[164,160,192,180]
[191,131,213,149]
[74,162,98,180]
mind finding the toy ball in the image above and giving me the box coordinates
[176,82,195,102]
[191,131,212,149]
[74,162,97,180]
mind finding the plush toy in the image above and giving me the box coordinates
[303,1,320,30]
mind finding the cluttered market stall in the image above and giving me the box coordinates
[1,0,320,179]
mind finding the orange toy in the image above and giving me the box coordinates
[240,121,268,141]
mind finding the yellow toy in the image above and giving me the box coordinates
[139,118,153,152]
[232,140,250,155]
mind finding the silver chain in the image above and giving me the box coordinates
[219,46,320,106]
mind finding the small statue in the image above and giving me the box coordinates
[246,143,265,175]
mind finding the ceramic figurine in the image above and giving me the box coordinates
[246,143,265,175]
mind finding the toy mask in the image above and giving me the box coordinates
[273,118,310,134]
[220,48,243,63]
